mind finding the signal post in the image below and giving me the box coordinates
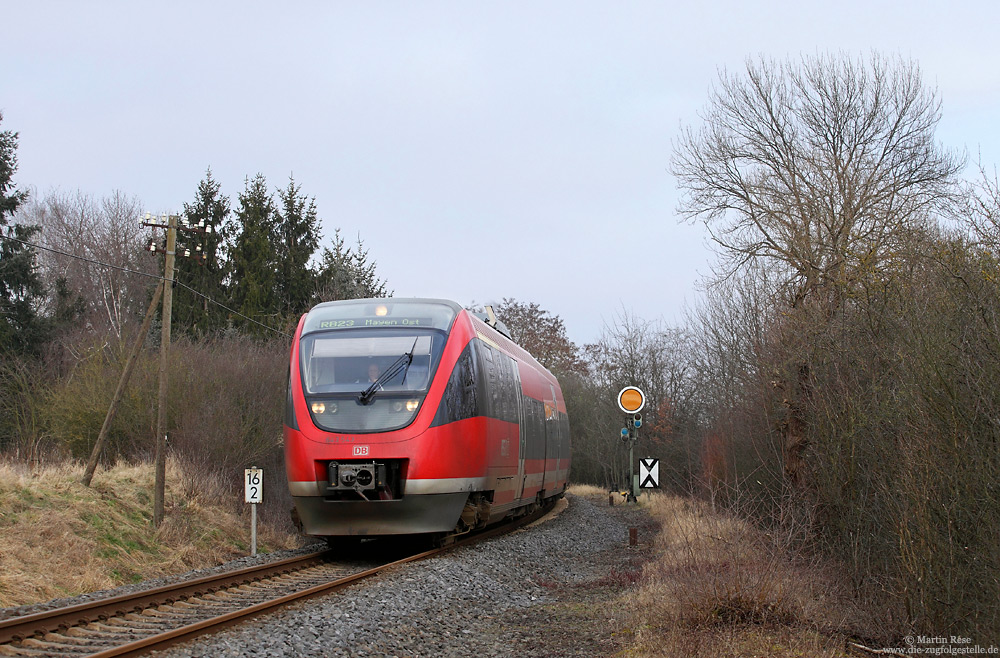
[617,386,645,503]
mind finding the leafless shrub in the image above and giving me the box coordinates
[44,332,158,462]
[164,334,292,530]
[27,330,294,531]
[0,357,63,464]
[618,492,871,656]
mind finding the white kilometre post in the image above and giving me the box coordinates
[245,467,263,556]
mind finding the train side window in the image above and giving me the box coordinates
[490,349,500,413]
[431,342,480,426]
[506,357,519,423]
[477,342,497,419]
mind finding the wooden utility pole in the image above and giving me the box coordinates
[153,213,177,527]
[81,280,164,487]
[134,211,209,526]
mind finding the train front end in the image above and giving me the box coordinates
[284,298,473,537]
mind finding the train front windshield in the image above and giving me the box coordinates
[297,301,456,433]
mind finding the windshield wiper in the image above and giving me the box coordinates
[358,338,418,405]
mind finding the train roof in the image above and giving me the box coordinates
[309,297,463,312]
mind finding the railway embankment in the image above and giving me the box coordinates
[0,459,303,612]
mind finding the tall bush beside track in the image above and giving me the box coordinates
[0,357,55,461]
[44,335,158,462]
[887,240,1000,633]
[30,333,293,529]
[689,234,1000,637]
[166,335,291,530]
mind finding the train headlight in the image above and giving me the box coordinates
[390,400,419,413]
[312,401,337,414]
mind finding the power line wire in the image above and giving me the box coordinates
[0,232,291,337]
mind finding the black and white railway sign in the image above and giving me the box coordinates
[245,467,263,504]
[639,458,659,489]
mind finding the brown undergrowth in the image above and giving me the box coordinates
[566,487,876,657]
[613,493,871,657]
[0,459,303,607]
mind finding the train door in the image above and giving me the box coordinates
[512,357,526,501]
[541,383,556,496]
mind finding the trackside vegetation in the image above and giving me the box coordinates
[0,460,301,607]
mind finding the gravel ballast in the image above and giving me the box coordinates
[5,493,653,657]
[159,493,650,657]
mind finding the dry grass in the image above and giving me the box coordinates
[612,493,865,657]
[566,483,610,499]
[0,458,303,607]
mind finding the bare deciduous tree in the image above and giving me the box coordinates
[585,310,698,492]
[965,160,1000,253]
[672,52,964,309]
[493,298,584,377]
[18,189,155,340]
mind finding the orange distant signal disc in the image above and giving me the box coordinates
[617,387,645,413]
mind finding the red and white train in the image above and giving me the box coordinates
[283,298,571,539]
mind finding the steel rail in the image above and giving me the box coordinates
[0,499,557,657]
[0,549,332,645]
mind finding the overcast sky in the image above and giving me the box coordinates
[4,1,999,345]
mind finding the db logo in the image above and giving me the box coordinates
[352,445,370,457]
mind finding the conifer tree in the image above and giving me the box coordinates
[0,113,46,355]
[314,229,390,302]
[176,169,230,335]
[225,174,278,334]
[274,176,320,317]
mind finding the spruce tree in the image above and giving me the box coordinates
[274,176,320,317]
[225,174,279,335]
[314,229,390,302]
[0,113,46,355]
[176,168,230,335]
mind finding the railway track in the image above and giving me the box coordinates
[0,502,556,657]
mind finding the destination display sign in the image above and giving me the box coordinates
[318,317,434,330]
